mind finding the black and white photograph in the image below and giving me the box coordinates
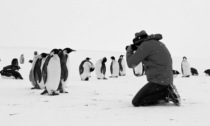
[0,0,210,125]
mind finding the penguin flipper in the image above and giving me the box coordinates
[63,66,68,82]
[42,56,51,84]
[110,62,113,74]
[79,60,85,75]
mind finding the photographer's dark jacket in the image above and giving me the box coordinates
[126,36,173,86]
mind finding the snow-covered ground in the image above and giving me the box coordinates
[0,47,210,126]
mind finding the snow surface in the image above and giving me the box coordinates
[0,47,210,126]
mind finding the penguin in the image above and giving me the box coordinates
[11,58,19,66]
[34,53,49,89]
[110,56,119,78]
[41,49,61,95]
[133,62,144,77]
[95,57,107,80]
[29,51,40,89]
[204,69,210,76]
[181,56,191,77]
[172,70,180,78]
[118,55,126,76]
[79,57,95,81]
[191,67,199,76]
[20,54,24,64]
[0,58,23,79]
[57,48,76,93]
[0,69,23,79]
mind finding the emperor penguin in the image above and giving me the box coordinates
[95,57,107,80]
[181,56,191,77]
[57,48,76,93]
[118,55,126,76]
[79,57,95,81]
[34,53,49,89]
[29,51,40,89]
[110,56,119,78]
[41,49,61,95]
[133,62,144,77]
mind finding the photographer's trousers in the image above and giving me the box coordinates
[132,82,169,106]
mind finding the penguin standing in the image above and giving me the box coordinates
[34,53,49,89]
[29,51,40,89]
[41,49,61,95]
[133,62,144,77]
[79,57,95,81]
[110,56,119,78]
[20,54,25,64]
[95,57,107,80]
[118,55,126,76]
[57,48,76,93]
[181,56,191,77]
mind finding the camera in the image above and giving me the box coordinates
[126,34,148,51]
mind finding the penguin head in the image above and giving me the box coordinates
[34,51,38,55]
[86,57,91,61]
[50,49,60,56]
[110,56,115,60]
[63,48,76,54]
[41,53,49,58]
[102,57,107,63]
[119,55,124,59]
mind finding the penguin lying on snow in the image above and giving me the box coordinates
[172,70,180,78]
[191,67,199,76]
[41,49,61,96]
[204,69,210,76]
[57,48,75,93]
[79,57,95,81]
[0,58,23,79]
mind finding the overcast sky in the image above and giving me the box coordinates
[0,0,210,58]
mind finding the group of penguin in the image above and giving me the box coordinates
[79,55,127,81]
[29,48,75,96]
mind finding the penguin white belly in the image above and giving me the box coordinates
[45,56,61,94]
[182,62,191,76]
[121,60,126,75]
[134,62,143,75]
[37,58,46,89]
[112,61,119,76]
[1,75,15,79]
[81,62,91,80]
[95,61,104,79]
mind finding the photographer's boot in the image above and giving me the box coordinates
[168,84,181,106]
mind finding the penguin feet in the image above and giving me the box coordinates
[31,87,40,90]
[60,90,68,93]
[84,77,89,81]
[41,90,48,95]
[109,76,118,78]
[50,91,59,96]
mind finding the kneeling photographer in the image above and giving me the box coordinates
[126,30,181,106]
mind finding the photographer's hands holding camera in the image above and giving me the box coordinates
[126,45,134,54]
